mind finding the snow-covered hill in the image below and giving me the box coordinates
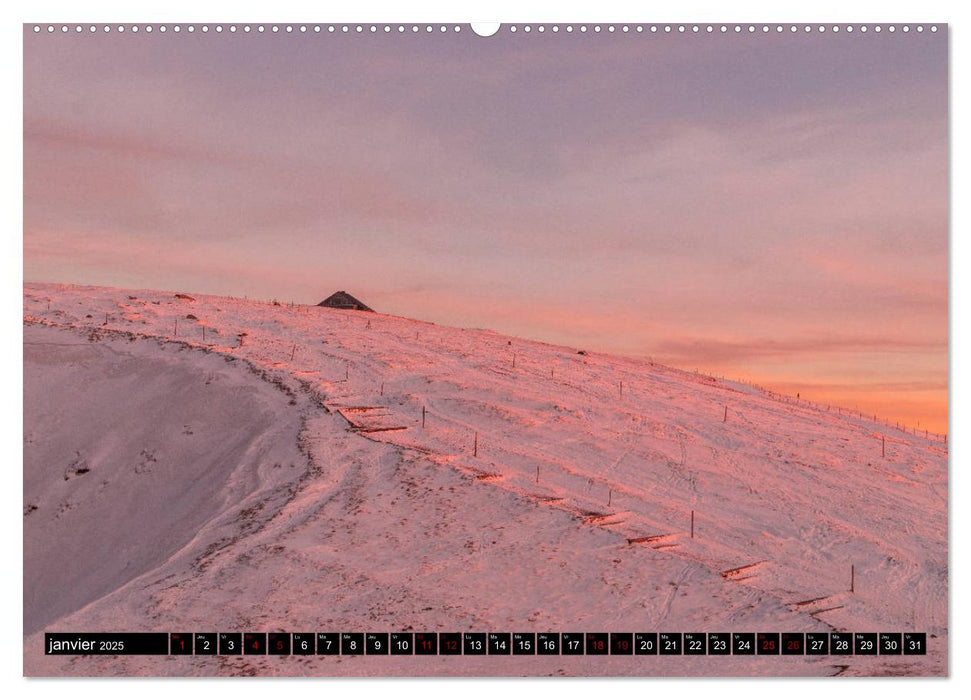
[22,283,947,676]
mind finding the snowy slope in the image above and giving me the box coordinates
[22,283,947,676]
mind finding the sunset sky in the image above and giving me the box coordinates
[22,25,948,432]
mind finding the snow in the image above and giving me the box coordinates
[22,283,947,676]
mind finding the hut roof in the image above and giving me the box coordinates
[317,291,374,312]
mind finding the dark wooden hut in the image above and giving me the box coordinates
[317,291,374,312]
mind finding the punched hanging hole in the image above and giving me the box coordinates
[471,23,501,37]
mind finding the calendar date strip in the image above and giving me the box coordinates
[45,631,927,656]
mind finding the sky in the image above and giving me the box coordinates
[22,24,949,432]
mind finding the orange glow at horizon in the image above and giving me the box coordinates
[722,377,948,436]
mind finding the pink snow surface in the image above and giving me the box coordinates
[23,283,947,676]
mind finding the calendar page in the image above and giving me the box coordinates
[22,18,948,678]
